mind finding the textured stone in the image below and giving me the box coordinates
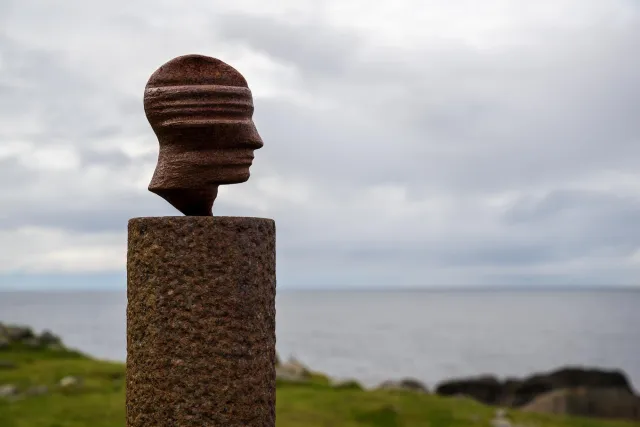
[522,387,640,421]
[144,55,263,216]
[126,216,276,427]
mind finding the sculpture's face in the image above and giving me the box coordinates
[143,54,264,215]
[144,83,263,185]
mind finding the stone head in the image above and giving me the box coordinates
[143,54,263,215]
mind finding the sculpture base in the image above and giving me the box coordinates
[126,216,276,427]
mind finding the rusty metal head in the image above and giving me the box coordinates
[143,54,263,216]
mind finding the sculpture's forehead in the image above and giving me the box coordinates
[146,54,248,88]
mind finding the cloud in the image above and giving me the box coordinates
[1,0,639,288]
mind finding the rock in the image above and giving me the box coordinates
[275,369,307,383]
[490,418,512,427]
[276,357,312,383]
[0,384,18,398]
[378,378,429,393]
[38,330,62,346]
[506,367,634,407]
[490,408,516,427]
[435,375,502,404]
[25,385,49,396]
[522,387,640,421]
[4,325,35,342]
[436,367,636,408]
[0,324,66,349]
[0,360,17,369]
[59,376,82,388]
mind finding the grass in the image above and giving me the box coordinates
[1,344,639,427]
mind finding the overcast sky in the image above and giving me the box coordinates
[1,0,639,290]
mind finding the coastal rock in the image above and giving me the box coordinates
[505,367,634,407]
[4,325,35,341]
[378,378,429,393]
[38,330,62,346]
[0,323,66,350]
[435,367,636,408]
[490,409,516,427]
[522,387,640,421]
[59,376,82,388]
[435,375,502,404]
[276,357,311,383]
[0,384,18,398]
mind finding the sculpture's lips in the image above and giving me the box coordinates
[159,149,255,167]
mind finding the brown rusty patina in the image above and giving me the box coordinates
[143,54,263,216]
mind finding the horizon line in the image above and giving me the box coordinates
[0,284,638,293]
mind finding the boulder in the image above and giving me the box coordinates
[378,378,429,393]
[59,376,82,388]
[4,325,35,342]
[522,387,640,421]
[490,409,513,427]
[38,330,62,346]
[276,357,311,383]
[506,367,634,407]
[435,375,502,404]
[436,367,636,408]
[0,384,18,398]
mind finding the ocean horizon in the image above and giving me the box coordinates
[1,288,638,390]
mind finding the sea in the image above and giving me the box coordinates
[1,289,639,391]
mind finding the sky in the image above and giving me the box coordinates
[0,0,639,290]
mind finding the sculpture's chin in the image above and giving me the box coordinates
[209,164,251,185]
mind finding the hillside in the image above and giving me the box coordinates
[1,328,639,427]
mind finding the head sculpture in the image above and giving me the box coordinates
[143,54,263,215]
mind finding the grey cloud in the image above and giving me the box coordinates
[216,11,640,197]
[215,13,363,78]
[1,0,640,287]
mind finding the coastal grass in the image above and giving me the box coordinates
[1,345,639,427]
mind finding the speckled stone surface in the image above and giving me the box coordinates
[126,216,276,427]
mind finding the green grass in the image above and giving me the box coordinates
[1,345,639,427]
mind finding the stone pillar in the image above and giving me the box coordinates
[126,54,276,426]
[126,217,276,426]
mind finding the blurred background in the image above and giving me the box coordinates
[1,0,640,424]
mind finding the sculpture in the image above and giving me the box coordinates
[143,54,263,215]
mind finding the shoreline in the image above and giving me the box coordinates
[3,321,640,422]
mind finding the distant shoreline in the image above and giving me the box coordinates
[1,285,639,293]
